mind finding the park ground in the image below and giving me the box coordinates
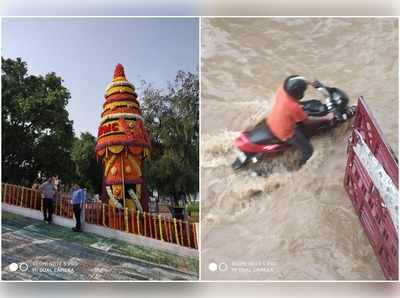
[1,211,198,281]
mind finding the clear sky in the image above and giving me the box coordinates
[1,17,199,136]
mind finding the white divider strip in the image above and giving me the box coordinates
[353,132,399,233]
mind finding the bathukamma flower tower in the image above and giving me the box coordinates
[95,64,150,211]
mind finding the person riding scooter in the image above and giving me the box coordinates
[266,75,335,166]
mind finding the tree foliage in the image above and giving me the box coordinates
[71,132,103,194]
[2,57,74,185]
[141,71,199,204]
[2,58,199,203]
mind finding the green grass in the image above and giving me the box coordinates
[185,201,199,213]
[2,212,19,220]
[114,242,198,273]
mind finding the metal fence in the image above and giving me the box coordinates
[1,183,73,218]
[2,183,197,250]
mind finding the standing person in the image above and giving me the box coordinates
[38,177,56,224]
[31,179,40,190]
[53,176,60,191]
[71,183,85,232]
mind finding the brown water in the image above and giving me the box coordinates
[201,18,398,280]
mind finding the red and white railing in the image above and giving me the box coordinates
[1,183,198,250]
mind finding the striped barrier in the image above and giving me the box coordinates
[1,183,197,249]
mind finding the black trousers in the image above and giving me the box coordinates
[43,198,54,222]
[287,127,314,166]
[73,204,82,230]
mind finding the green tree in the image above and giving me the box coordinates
[71,132,102,194]
[141,71,199,205]
[2,57,74,185]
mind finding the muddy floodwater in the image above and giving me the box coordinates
[201,18,398,280]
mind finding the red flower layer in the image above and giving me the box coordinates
[104,177,144,186]
[103,94,139,107]
[113,64,125,79]
[95,139,150,153]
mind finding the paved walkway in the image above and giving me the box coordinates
[1,211,198,280]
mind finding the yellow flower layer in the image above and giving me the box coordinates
[105,81,135,93]
[106,86,135,97]
[112,76,126,82]
[103,101,139,112]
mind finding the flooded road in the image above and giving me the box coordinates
[201,18,398,280]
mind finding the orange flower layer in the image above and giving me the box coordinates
[101,106,141,118]
[104,154,143,182]
[95,133,150,153]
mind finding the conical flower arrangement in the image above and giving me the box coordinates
[95,64,150,211]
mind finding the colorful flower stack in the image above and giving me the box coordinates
[95,64,150,211]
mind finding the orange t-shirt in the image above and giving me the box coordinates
[266,85,307,141]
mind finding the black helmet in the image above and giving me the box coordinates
[283,75,308,100]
